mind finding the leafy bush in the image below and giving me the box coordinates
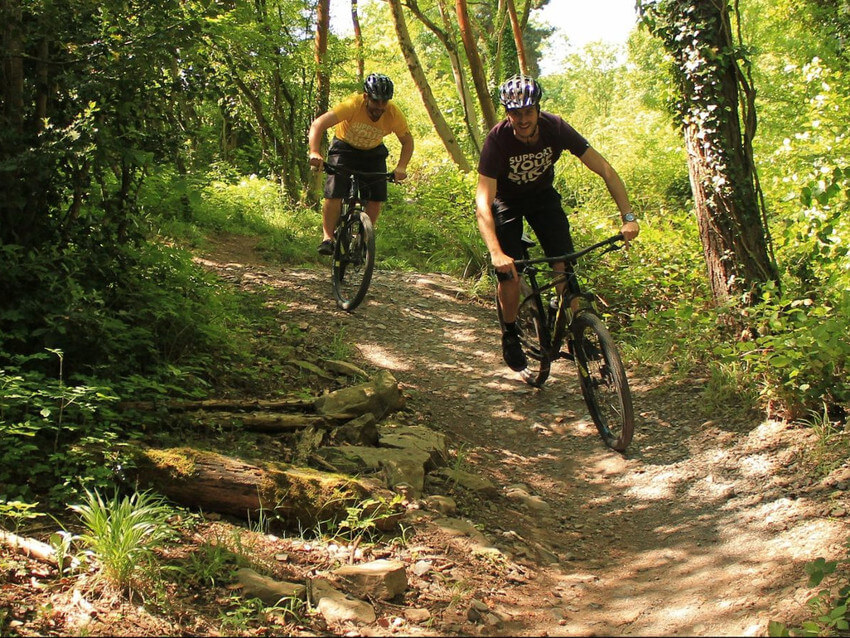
[770,552,850,637]
[0,354,125,507]
[726,285,850,419]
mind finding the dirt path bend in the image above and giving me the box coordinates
[200,236,848,637]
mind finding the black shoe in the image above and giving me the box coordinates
[317,239,334,255]
[502,331,527,371]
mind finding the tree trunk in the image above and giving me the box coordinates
[505,0,529,74]
[387,0,472,171]
[311,0,332,201]
[314,0,331,119]
[456,0,499,133]
[639,0,779,305]
[351,0,364,83]
[408,0,482,153]
[1,0,24,133]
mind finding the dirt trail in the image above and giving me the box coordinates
[201,235,848,636]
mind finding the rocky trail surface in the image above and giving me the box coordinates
[195,234,848,637]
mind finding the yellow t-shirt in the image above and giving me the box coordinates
[332,94,410,150]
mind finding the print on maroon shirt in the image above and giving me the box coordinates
[478,112,589,204]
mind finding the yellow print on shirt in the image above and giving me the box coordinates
[508,147,553,185]
[343,122,385,150]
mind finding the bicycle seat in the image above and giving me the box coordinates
[520,234,536,248]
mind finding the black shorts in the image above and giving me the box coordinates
[324,138,390,201]
[493,189,575,261]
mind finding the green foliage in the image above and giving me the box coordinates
[0,356,125,506]
[799,405,849,478]
[378,165,482,275]
[770,550,850,637]
[177,535,245,588]
[323,494,405,546]
[724,285,850,418]
[70,488,175,594]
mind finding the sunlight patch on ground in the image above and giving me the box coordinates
[767,519,847,560]
[401,308,433,321]
[449,328,481,343]
[356,343,411,371]
[585,451,630,476]
[438,311,475,324]
[661,604,699,622]
[729,499,846,560]
[624,468,680,500]
[738,452,778,477]
[687,474,737,502]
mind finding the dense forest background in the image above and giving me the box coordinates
[1,0,848,555]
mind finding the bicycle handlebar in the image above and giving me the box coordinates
[512,233,625,267]
[321,162,396,183]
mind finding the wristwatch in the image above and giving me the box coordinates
[622,212,637,223]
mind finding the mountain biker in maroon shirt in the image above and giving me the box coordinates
[475,74,640,372]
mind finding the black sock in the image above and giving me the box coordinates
[504,321,518,335]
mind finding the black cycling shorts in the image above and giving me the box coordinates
[324,138,390,201]
[494,188,575,262]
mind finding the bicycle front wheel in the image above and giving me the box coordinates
[497,279,551,387]
[570,311,634,451]
[332,211,375,311]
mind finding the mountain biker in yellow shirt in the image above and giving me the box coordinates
[308,73,415,255]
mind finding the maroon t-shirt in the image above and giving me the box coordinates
[477,111,590,206]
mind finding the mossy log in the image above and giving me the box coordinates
[183,411,342,432]
[118,398,314,412]
[126,446,388,529]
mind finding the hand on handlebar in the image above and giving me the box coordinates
[620,220,639,248]
[392,166,408,182]
[308,153,324,172]
[492,252,517,282]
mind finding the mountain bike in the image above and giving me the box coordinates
[322,163,394,311]
[496,233,634,452]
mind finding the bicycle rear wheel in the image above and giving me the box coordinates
[570,311,634,451]
[332,210,375,311]
[497,280,551,387]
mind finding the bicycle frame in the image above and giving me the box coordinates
[323,163,395,216]
[513,233,625,360]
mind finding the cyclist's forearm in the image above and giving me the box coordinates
[308,112,339,159]
[395,133,414,173]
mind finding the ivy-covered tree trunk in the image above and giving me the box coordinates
[639,0,780,305]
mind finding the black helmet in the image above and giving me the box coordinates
[364,73,394,100]
[499,74,542,109]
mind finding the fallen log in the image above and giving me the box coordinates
[184,411,335,432]
[0,528,58,566]
[118,397,315,413]
[126,446,399,530]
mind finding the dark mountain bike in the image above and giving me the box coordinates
[322,163,394,311]
[496,233,635,452]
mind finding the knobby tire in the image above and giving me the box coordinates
[497,280,551,387]
[332,210,375,311]
[570,310,634,451]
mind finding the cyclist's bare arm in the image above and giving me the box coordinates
[393,131,414,182]
[308,111,340,170]
[579,147,640,246]
[475,174,516,281]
